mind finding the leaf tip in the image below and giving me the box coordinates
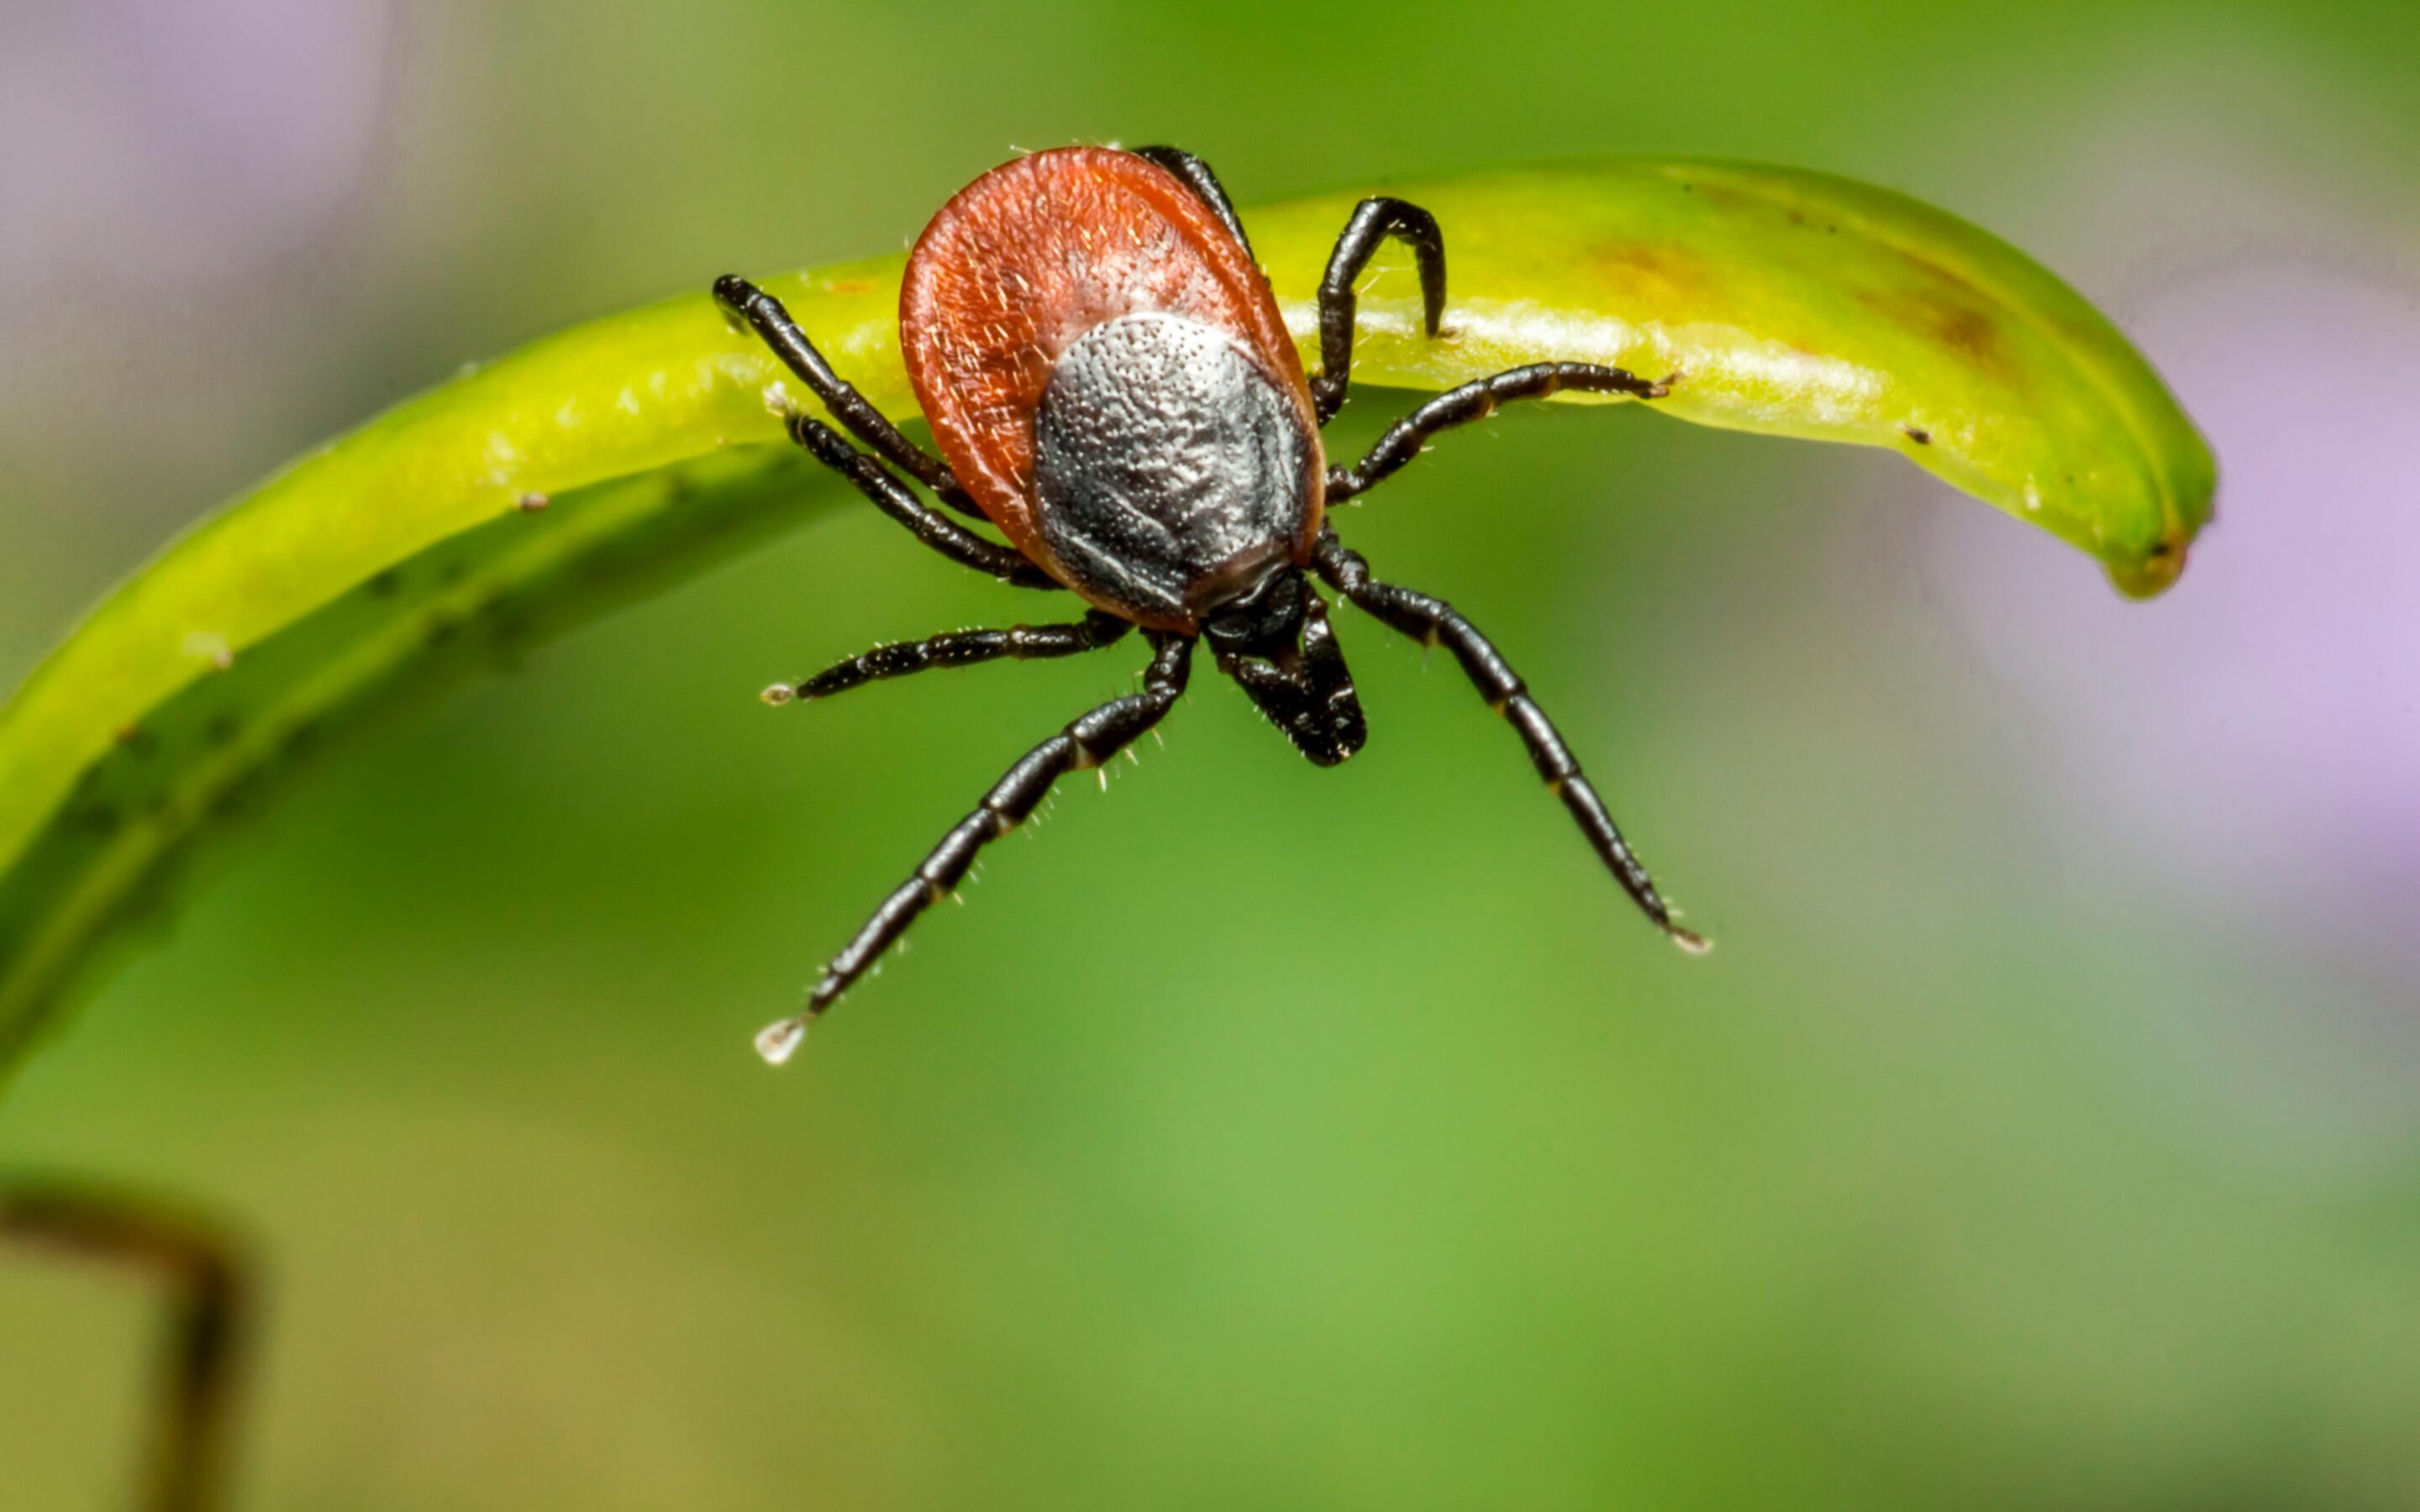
[2105,532,2191,601]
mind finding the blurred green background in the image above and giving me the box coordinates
[3,1,2417,1508]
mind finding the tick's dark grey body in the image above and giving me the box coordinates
[1031,312,1316,627]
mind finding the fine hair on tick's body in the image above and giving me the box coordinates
[713,144,1704,1064]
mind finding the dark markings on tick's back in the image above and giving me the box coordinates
[710,144,1708,1049]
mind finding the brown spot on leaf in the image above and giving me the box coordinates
[1855,286,2009,375]
[1592,240,1707,307]
[1903,425,1931,445]
[1933,303,2000,360]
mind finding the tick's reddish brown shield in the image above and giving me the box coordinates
[899,146,1326,629]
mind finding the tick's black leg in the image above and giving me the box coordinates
[3,1180,251,1512]
[756,632,1197,1062]
[781,412,1060,589]
[1313,197,1448,425]
[765,611,1134,705]
[712,274,987,520]
[1326,362,1672,502]
[1131,144,1255,261]
[1312,529,1706,953]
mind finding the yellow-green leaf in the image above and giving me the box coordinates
[0,155,2214,1077]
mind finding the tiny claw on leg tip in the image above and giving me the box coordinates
[760,684,797,706]
[755,1016,808,1065]
[1670,927,1712,957]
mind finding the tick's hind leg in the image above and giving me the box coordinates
[1326,363,1670,501]
[1311,529,1705,952]
[756,632,1197,1063]
[1312,197,1449,424]
[712,274,986,520]
[3,1179,251,1512]
[765,611,1133,705]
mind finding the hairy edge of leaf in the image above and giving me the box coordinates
[0,156,2214,1074]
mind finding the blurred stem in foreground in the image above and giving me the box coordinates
[2,1179,253,1512]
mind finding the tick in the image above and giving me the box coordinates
[716,144,1704,1063]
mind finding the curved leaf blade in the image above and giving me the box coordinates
[1260,158,2215,599]
[0,156,2214,1074]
